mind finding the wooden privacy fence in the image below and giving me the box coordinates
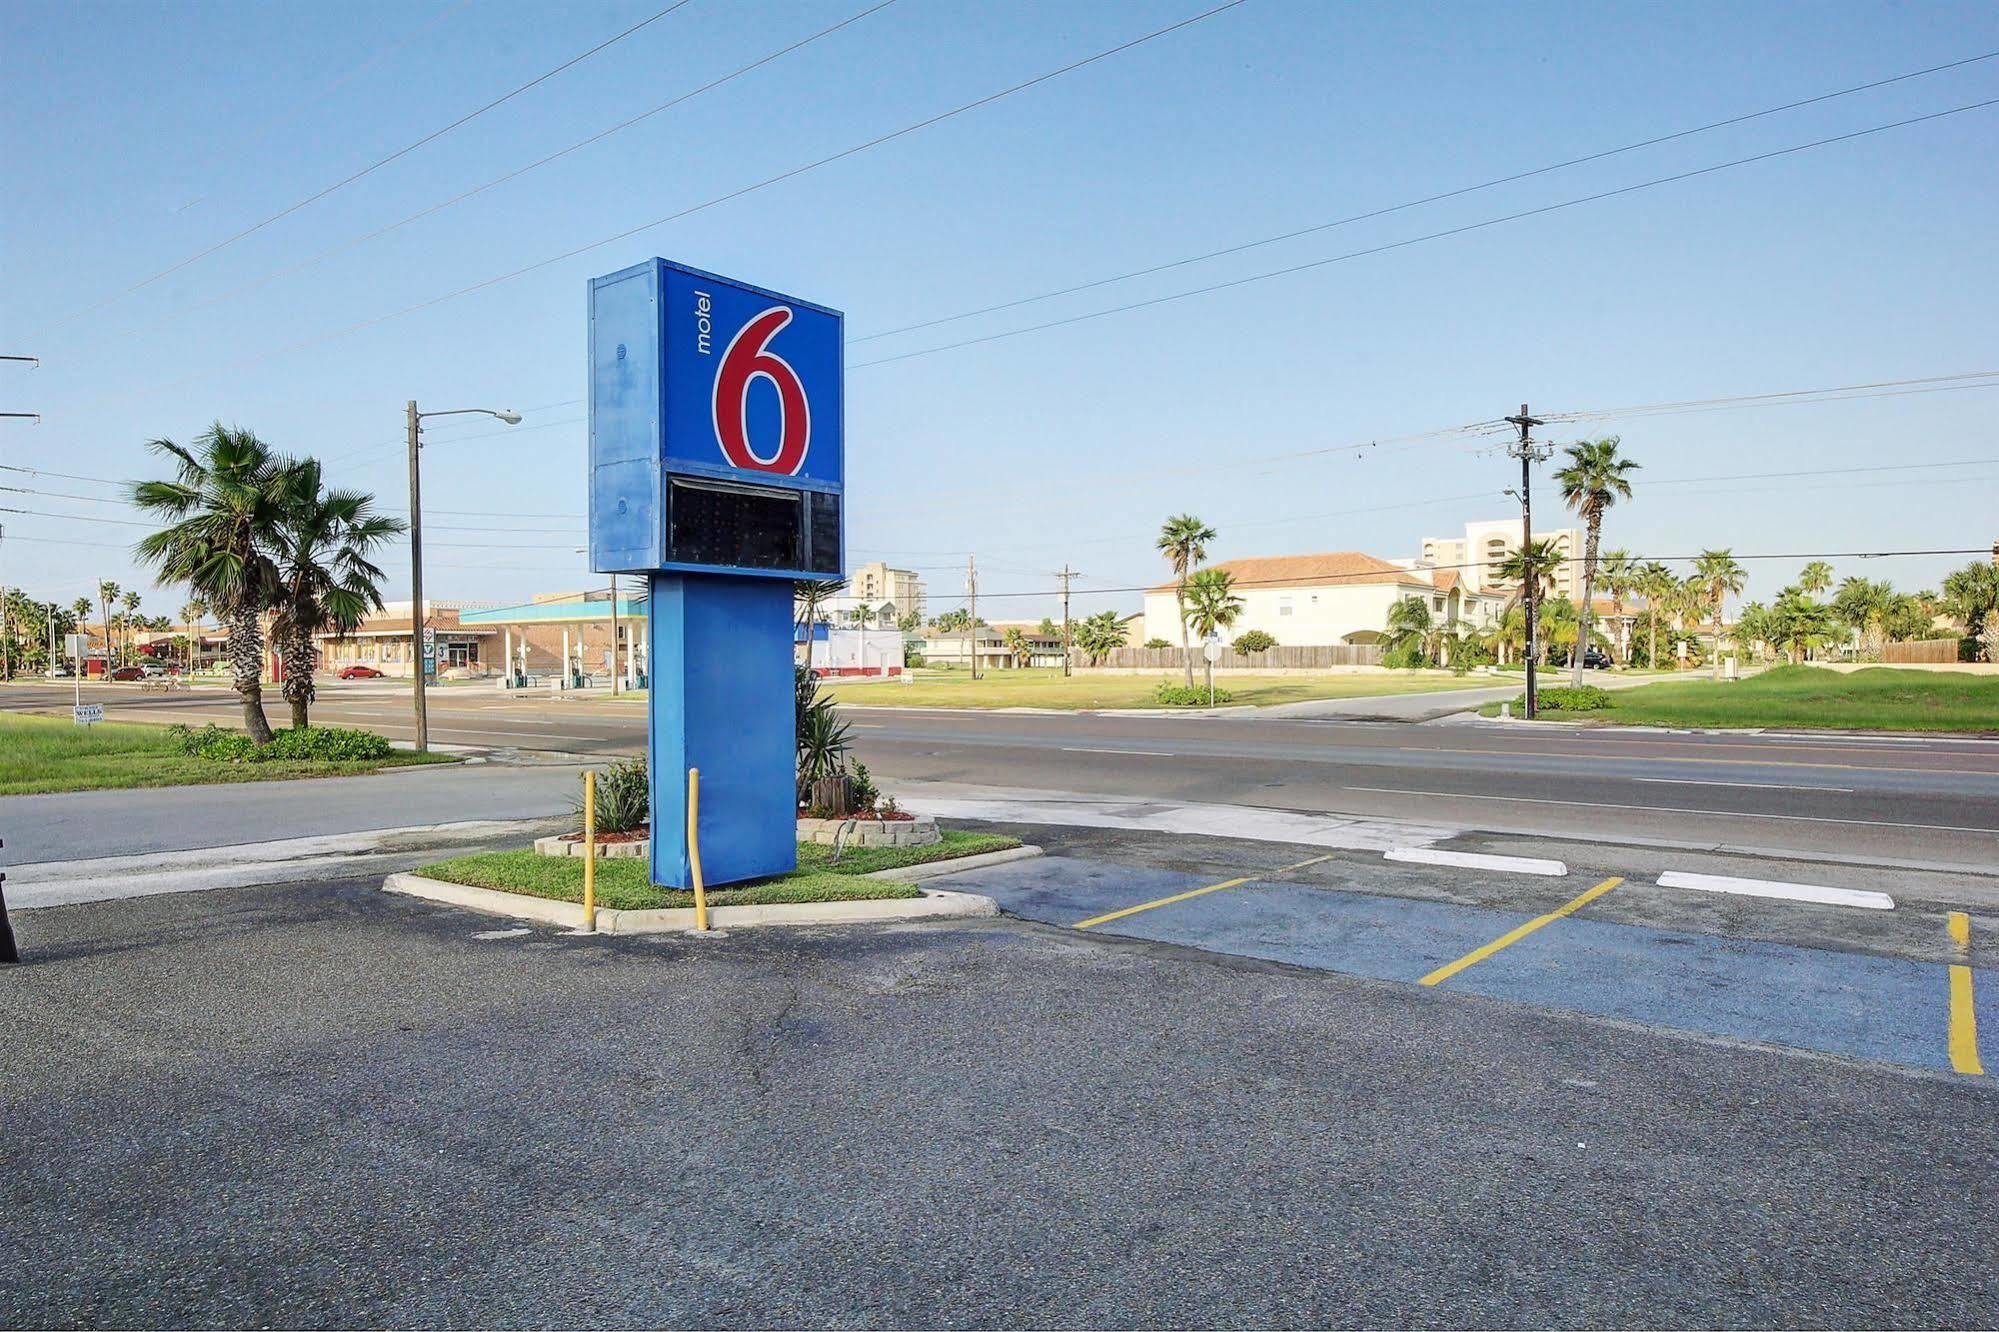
[1096,644,1382,669]
[1882,638,1961,664]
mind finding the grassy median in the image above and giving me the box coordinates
[419,829,1019,910]
[824,666,1495,710]
[1478,665,1999,733]
[0,711,457,794]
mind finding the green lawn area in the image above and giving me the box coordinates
[420,829,1019,910]
[0,711,458,794]
[1478,665,1999,733]
[825,667,1496,710]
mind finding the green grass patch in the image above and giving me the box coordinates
[0,710,457,795]
[824,666,1494,710]
[795,828,1018,875]
[416,851,902,910]
[1476,665,1999,732]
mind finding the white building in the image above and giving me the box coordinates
[1142,552,1505,648]
[807,561,927,629]
[1420,518,1583,601]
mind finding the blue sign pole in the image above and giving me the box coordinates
[587,259,844,888]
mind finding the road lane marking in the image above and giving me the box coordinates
[1419,877,1622,987]
[1656,870,1894,911]
[1397,744,1988,779]
[1061,746,1175,757]
[1385,847,1568,877]
[1948,911,1984,1075]
[1633,778,1853,792]
[1074,852,1339,930]
[1341,786,1999,837]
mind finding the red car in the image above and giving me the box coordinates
[338,665,386,679]
[108,665,146,681]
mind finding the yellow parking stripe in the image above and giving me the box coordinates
[1947,911,1983,1076]
[1420,877,1623,987]
[1074,853,1339,930]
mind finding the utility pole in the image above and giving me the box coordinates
[1056,564,1078,677]
[966,555,979,680]
[1506,402,1553,719]
[406,400,430,751]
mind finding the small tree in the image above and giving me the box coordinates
[1693,549,1748,680]
[1182,567,1243,696]
[1233,629,1276,654]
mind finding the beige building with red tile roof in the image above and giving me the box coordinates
[1142,551,1505,648]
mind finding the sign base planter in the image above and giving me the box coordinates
[533,834,647,859]
[796,814,941,849]
[382,870,1004,933]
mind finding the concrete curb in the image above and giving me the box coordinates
[865,844,1044,882]
[381,872,1001,934]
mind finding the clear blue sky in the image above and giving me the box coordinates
[3,0,1995,621]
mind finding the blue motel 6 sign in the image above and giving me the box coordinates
[587,259,845,888]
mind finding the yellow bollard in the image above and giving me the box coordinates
[687,767,709,931]
[581,769,597,933]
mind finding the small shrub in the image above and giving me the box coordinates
[1382,642,1430,670]
[1143,638,1173,650]
[1232,630,1277,654]
[169,723,260,762]
[581,757,650,834]
[262,726,394,761]
[1523,685,1613,712]
[1154,683,1232,706]
[847,760,879,813]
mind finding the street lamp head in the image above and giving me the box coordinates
[496,410,523,425]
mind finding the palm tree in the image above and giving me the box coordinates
[1832,576,1894,659]
[1156,513,1217,688]
[265,458,405,729]
[96,579,120,662]
[1001,626,1033,668]
[1483,607,1527,667]
[1496,538,1563,664]
[1693,549,1748,680]
[1799,560,1834,601]
[1630,561,1675,668]
[1182,567,1243,696]
[793,576,849,647]
[178,599,206,673]
[120,590,142,662]
[131,424,288,743]
[1384,594,1440,666]
[1555,437,1639,685]
[1598,548,1636,664]
[1073,610,1128,666]
[1769,586,1836,664]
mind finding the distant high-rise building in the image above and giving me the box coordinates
[1420,518,1583,600]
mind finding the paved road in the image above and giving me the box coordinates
[7,679,1998,872]
[5,872,1995,1327]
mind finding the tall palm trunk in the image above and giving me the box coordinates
[1573,519,1601,688]
[228,601,275,744]
[1711,596,1725,681]
[1176,585,1193,687]
[281,618,316,729]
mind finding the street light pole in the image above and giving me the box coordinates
[405,400,520,751]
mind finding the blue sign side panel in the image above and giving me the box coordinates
[647,573,798,888]
[589,262,663,573]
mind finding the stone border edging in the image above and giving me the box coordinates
[865,844,1043,881]
[380,849,1029,933]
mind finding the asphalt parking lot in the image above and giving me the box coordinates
[946,823,1993,1080]
[3,833,1996,1327]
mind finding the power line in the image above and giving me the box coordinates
[167,0,477,213]
[146,0,1251,394]
[32,2,696,336]
[913,546,1997,604]
[1545,370,1999,423]
[847,48,1999,346]
[120,2,902,339]
[849,96,1999,371]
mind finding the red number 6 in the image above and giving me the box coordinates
[712,306,810,475]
